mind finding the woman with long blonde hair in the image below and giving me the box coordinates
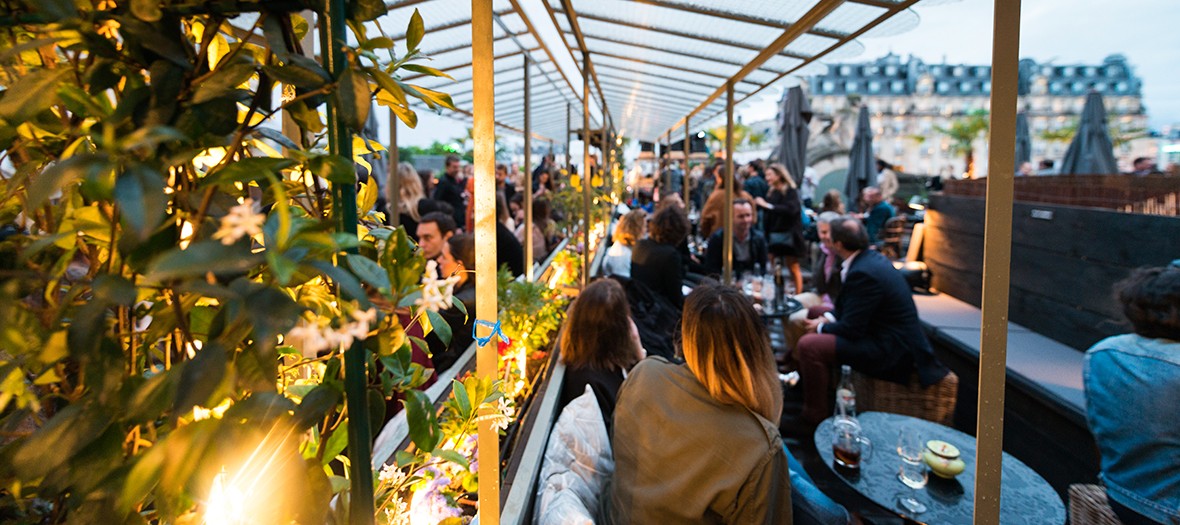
[387,162,426,238]
[607,284,792,524]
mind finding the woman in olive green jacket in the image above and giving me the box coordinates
[606,284,792,524]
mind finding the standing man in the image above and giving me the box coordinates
[1129,157,1160,176]
[433,155,466,231]
[859,187,894,245]
[794,217,948,425]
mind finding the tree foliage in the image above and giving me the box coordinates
[0,2,501,523]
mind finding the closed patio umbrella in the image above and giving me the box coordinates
[1058,91,1118,175]
[777,85,812,186]
[844,106,874,204]
[1014,111,1031,172]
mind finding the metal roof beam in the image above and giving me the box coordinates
[686,0,922,131]
[492,8,582,113]
[556,9,810,61]
[629,0,847,40]
[592,64,734,92]
[508,0,598,126]
[559,0,614,130]
[401,48,533,81]
[660,0,847,140]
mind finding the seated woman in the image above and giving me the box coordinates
[556,279,644,432]
[602,210,646,279]
[630,205,690,308]
[1084,264,1180,525]
[607,284,792,523]
[428,233,476,373]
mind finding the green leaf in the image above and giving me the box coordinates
[120,126,187,151]
[360,37,394,50]
[115,163,168,242]
[27,154,109,208]
[398,81,455,111]
[405,9,425,51]
[367,68,407,106]
[251,126,301,151]
[11,403,112,480]
[450,295,468,320]
[400,64,453,80]
[346,254,390,294]
[191,62,256,104]
[367,388,385,438]
[145,241,264,283]
[350,0,386,22]
[265,55,331,89]
[307,260,371,308]
[295,385,341,430]
[332,66,370,131]
[92,275,137,306]
[425,309,451,345]
[286,98,325,134]
[203,157,296,186]
[130,0,161,22]
[451,379,471,419]
[172,342,230,417]
[0,68,69,123]
[307,154,356,184]
[323,425,349,464]
[433,449,469,470]
[403,389,440,452]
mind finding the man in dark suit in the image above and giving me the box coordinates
[432,154,467,230]
[703,199,768,279]
[795,217,948,425]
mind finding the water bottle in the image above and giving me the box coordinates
[835,365,857,420]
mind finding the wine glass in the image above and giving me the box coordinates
[896,427,928,514]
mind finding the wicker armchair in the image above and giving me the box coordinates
[1068,484,1125,525]
[851,370,958,426]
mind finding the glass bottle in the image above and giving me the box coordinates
[835,365,857,420]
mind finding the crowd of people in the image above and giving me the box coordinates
[387,151,1177,524]
[383,153,574,375]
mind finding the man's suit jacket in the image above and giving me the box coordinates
[823,249,947,386]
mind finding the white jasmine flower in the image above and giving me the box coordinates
[414,261,460,313]
[212,198,266,245]
[287,322,330,358]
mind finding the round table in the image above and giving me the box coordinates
[814,412,1065,524]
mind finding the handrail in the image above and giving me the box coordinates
[370,236,571,469]
[500,220,613,525]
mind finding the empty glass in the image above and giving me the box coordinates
[896,427,928,514]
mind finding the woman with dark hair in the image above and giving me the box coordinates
[699,161,754,239]
[631,205,690,308]
[428,234,477,372]
[515,198,552,263]
[557,279,644,430]
[607,284,793,524]
[756,163,806,293]
[820,189,845,214]
[1084,264,1180,525]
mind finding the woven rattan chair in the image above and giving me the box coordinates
[851,370,958,426]
[1068,484,1125,525]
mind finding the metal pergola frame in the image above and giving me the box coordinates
[3,0,1026,523]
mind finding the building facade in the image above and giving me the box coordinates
[803,53,1150,178]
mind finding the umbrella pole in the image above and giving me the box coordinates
[523,56,533,281]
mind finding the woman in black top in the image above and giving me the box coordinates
[556,279,644,432]
[630,205,690,308]
[755,163,805,293]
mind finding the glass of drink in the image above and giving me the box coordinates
[831,418,872,469]
[896,427,928,514]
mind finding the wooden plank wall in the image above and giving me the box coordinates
[924,193,1180,350]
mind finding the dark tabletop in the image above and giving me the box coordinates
[814,412,1065,525]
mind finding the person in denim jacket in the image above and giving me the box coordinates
[1084,264,1180,525]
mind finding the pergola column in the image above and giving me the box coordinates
[471,1,500,523]
[723,81,735,284]
[975,0,1022,522]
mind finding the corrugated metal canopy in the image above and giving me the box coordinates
[383,0,925,143]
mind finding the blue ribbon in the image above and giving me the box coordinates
[473,319,509,347]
